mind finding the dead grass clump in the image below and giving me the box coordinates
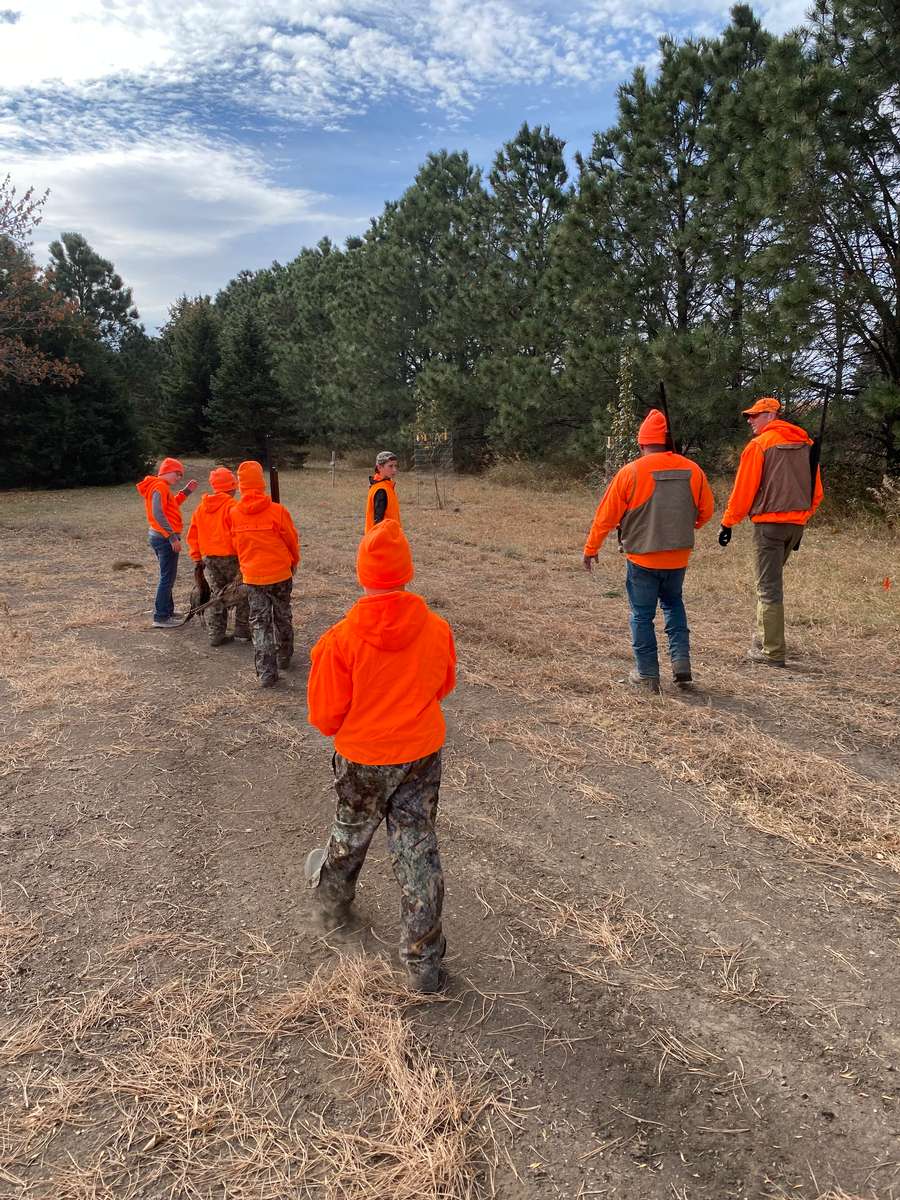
[3,636,131,713]
[251,955,505,1200]
[2,954,504,1200]
[506,886,651,969]
[0,908,40,991]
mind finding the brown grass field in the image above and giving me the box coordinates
[1,464,898,1200]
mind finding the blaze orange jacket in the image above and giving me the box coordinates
[365,476,401,531]
[722,419,824,527]
[186,493,238,561]
[225,493,299,585]
[308,591,456,766]
[136,475,187,536]
[583,451,715,569]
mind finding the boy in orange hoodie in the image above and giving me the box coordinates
[135,456,197,627]
[225,460,299,687]
[186,466,251,647]
[305,519,456,993]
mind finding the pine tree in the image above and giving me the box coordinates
[207,306,292,461]
[47,232,139,347]
[155,297,220,454]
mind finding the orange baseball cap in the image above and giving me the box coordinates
[742,396,780,416]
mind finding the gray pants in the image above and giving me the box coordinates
[752,522,804,661]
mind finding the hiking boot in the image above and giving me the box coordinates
[628,669,661,694]
[152,616,182,629]
[277,655,292,670]
[672,659,693,686]
[747,647,785,668]
[209,634,233,647]
[259,673,278,687]
[406,963,447,994]
[233,632,251,643]
[304,850,352,925]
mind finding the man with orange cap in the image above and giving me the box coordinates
[225,460,299,686]
[305,519,456,994]
[135,457,198,628]
[582,409,714,692]
[718,396,824,667]
[186,467,251,647]
[365,450,401,531]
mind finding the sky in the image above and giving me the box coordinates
[1,0,810,331]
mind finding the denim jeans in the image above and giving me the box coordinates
[149,531,179,621]
[625,560,690,678]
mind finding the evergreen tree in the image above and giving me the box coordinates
[207,306,292,461]
[47,232,139,347]
[156,296,220,454]
[483,123,572,457]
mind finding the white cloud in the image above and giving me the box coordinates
[4,132,365,328]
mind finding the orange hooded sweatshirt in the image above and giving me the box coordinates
[226,494,299,585]
[307,591,456,766]
[583,451,715,569]
[136,475,187,536]
[186,493,237,561]
[722,419,824,528]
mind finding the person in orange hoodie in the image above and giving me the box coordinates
[135,457,198,628]
[582,409,714,692]
[305,519,456,994]
[186,466,251,647]
[718,396,824,667]
[225,460,299,687]
[365,450,401,531]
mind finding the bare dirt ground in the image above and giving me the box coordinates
[1,466,899,1200]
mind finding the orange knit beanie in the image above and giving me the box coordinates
[637,409,669,446]
[356,519,414,589]
[209,466,237,492]
[158,456,184,476]
[237,460,266,493]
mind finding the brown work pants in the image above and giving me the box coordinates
[752,522,804,662]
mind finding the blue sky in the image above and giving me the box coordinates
[1,0,808,331]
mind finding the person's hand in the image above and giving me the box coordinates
[171,535,182,553]
[184,479,198,493]
[717,525,732,547]
[583,553,598,572]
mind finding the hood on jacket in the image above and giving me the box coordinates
[762,419,813,446]
[345,591,428,652]
[235,494,273,516]
[199,492,234,515]
[136,475,159,496]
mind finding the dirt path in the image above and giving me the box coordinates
[2,470,898,1199]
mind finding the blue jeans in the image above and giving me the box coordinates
[625,560,690,678]
[149,531,179,621]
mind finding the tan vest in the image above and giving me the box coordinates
[750,443,812,517]
[620,469,697,555]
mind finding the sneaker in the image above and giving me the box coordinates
[672,659,693,686]
[628,669,661,693]
[152,616,182,628]
[171,611,185,620]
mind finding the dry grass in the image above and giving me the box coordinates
[0,907,40,992]
[0,952,506,1200]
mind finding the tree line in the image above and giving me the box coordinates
[1,0,897,490]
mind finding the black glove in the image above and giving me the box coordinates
[718,525,732,547]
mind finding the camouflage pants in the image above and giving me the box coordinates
[311,750,445,970]
[203,555,249,642]
[246,578,294,683]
